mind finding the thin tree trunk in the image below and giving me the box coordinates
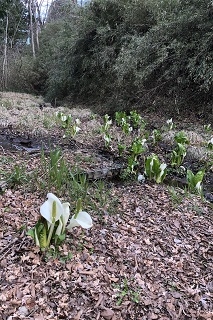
[29,0,36,58]
[31,0,39,51]
[36,20,39,51]
[2,13,9,90]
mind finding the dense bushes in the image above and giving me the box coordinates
[3,0,213,114]
[37,0,156,108]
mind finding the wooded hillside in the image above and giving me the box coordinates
[0,0,213,116]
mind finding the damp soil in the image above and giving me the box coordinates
[0,128,78,153]
[1,126,213,202]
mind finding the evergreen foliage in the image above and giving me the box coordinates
[118,0,213,108]
[37,0,156,107]
[2,0,213,115]
[0,0,28,47]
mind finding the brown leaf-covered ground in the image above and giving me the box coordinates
[0,93,212,320]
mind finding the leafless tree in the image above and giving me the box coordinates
[28,0,50,57]
[28,0,36,57]
[2,13,9,89]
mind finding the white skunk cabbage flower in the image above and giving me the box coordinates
[67,211,93,230]
[61,115,67,122]
[207,137,213,148]
[159,163,167,173]
[56,202,70,235]
[40,193,65,224]
[195,181,202,194]
[157,163,167,182]
[141,139,147,145]
[166,118,173,129]
[104,134,111,143]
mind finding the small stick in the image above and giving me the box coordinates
[0,145,5,154]
[0,237,19,256]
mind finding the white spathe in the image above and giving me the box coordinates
[40,193,65,224]
[208,137,213,144]
[141,139,147,145]
[158,163,167,178]
[195,181,202,193]
[160,163,167,172]
[75,126,81,133]
[68,211,93,230]
[61,115,67,122]
[55,202,70,235]
[61,202,70,232]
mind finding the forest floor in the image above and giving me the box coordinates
[0,92,212,320]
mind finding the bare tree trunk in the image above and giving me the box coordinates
[2,13,9,90]
[31,0,40,52]
[34,0,50,52]
[36,20,40,51]
[29,0,36,58]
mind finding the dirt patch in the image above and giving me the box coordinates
[0,183,212,320]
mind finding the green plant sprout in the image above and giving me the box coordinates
[115,110,145,131]
[27,194,92,251]
[151,129,162,145]
[67,118,81,138]
[123,138,146,176]
[56,111,72,129]
[103,132,112,148]
[114,279,140,305]
[69,171,89,200]
[130,138,146,161]
[144,154,167,183]
[89,180,110,210]
[7,164,29,187]
[128,155,139,174]
[115,111,133,134]
[121,155,139,179]
[203,124,211,132]
[167,186,184,207]
[39,149,90,199]
[56,112,81,138]
[42,149,69,191]
[207,137,213,150]
[101,114,112,147]
[186,169,205,195]
[115,111,127,126]
[102,114,112,132]
[171,143,186,167]
[117,143,126,156]
[122,120,133,135]
[45,248,73,263]
[174,131,189,145]
[129,110,146,130]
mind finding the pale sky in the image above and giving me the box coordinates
[38,0,88,10]
[37,0,88,22]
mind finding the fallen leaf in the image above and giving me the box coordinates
[101,308,115,320]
